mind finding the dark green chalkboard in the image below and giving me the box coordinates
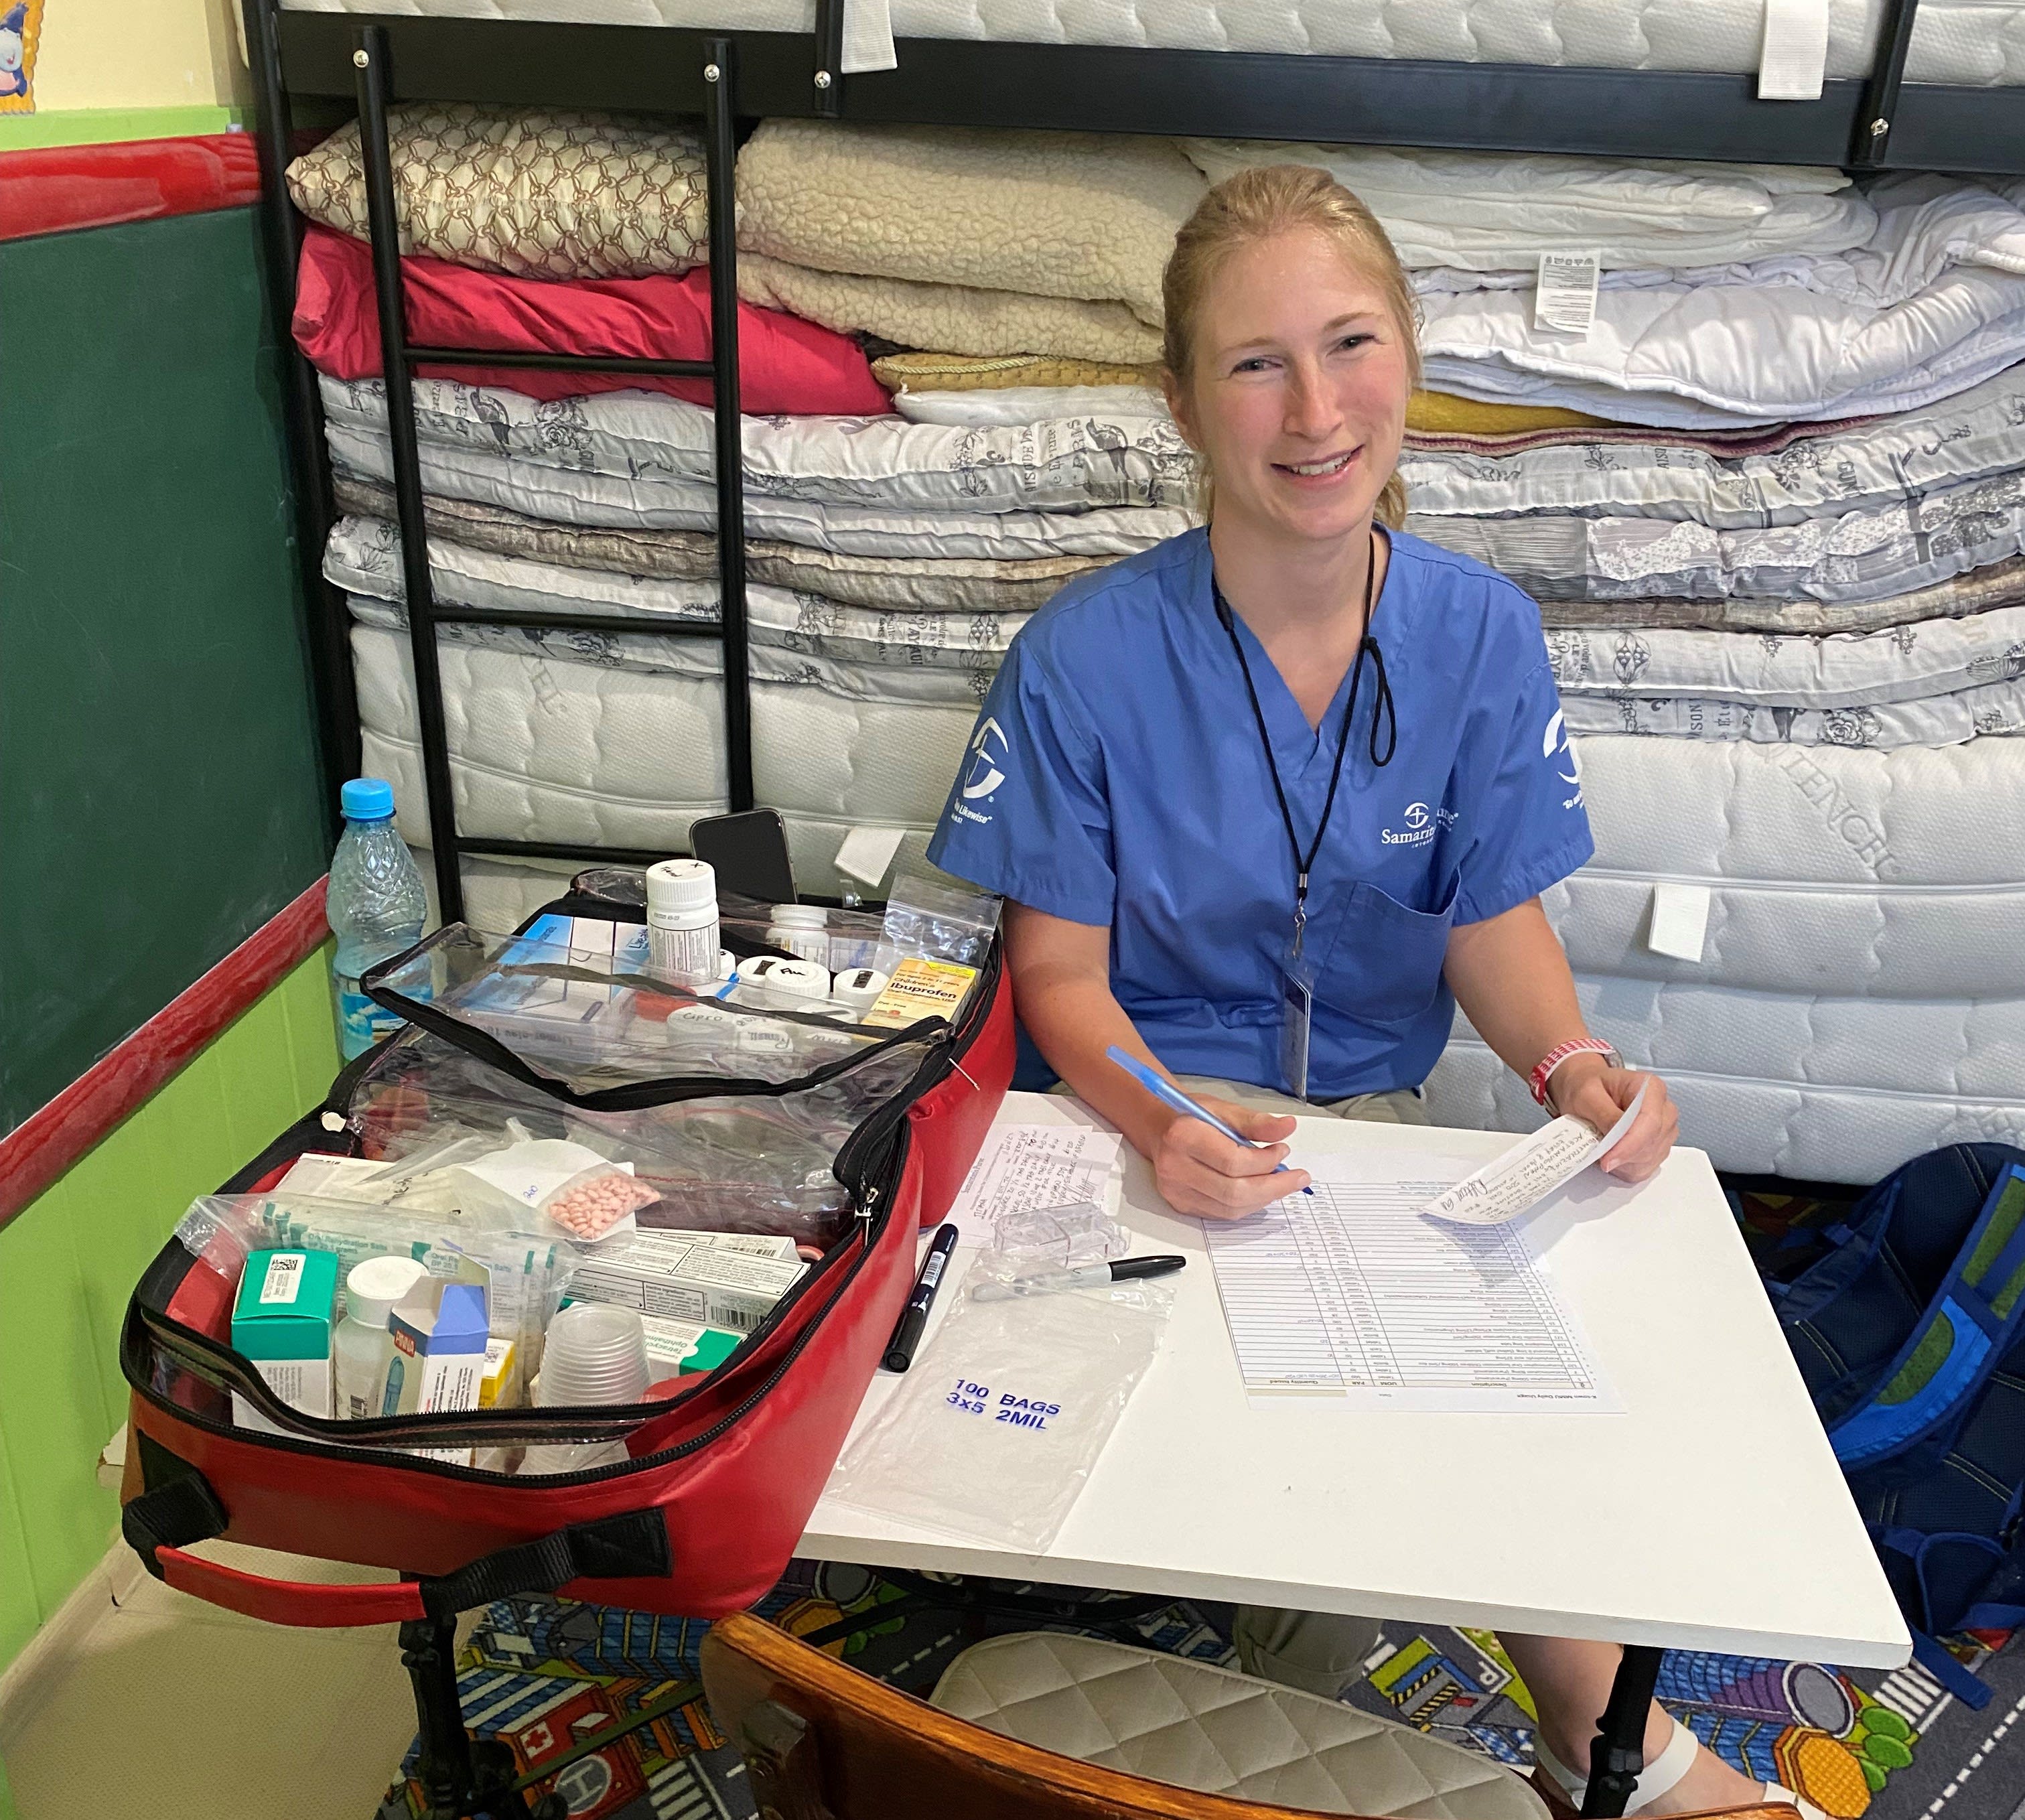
[0,206,331,1132]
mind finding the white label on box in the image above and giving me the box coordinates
[259,1253,306,1305]
[1647,882,1713,963]
[1535,252,1601,335]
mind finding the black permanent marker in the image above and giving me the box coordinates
[881,1222,960,1372]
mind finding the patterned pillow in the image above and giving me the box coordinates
[286,103,707,281]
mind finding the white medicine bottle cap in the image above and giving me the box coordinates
[346,1255,426,1327]
[646,857,716,915]
[771,904,825,927]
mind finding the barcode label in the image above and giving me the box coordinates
[259,1253,305,1305]
[713,1304,761,1332]
[1535,251,1602,336]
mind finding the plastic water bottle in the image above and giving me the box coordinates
[329,778,427,1060]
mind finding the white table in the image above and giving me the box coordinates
[802,1092,1909,1676]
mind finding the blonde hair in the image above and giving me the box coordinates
[1162,163,1420,531]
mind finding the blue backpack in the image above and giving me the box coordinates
[1766,1142,2025,1709]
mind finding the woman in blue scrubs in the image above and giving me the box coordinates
[925,166,1803,1820]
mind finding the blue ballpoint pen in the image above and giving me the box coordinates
[1105,1045,1313,1194]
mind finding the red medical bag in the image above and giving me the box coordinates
[119,895,1011,1629]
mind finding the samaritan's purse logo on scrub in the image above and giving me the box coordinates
[951,717,1008,827]
[1381,800,1456,845]
[1544,708,1585,809]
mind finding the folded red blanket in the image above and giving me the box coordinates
[293,222,890,416]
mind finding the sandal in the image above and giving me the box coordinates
[1531,1713,1821,1819]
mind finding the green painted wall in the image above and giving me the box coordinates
[0,104,247,150]
[0,944,338,1682]
[0,203,330,1135]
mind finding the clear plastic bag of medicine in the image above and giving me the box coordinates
[971,1201,1131,1281]
[875,873,1001,973]
[825,1267,1172,1553]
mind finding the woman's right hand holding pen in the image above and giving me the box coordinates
[1153,1097,1310,1220]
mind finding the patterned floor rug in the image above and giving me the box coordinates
[371,1567,2023,1820]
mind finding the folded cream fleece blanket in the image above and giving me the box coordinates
[736,119,1203,322]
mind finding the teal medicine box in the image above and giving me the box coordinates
[231,1248,340,1427]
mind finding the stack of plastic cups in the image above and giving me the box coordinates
[519,1304,650,1476]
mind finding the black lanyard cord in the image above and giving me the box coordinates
[1213,535,1396,934]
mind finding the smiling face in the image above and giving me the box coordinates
[1164,226,1413,550]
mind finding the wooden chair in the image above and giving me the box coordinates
[701,1612,1801,1820]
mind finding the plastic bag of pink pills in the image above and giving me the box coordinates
[537,1163,662,1241]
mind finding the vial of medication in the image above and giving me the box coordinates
[646,858,720,987]
[335,1255,427,1421]
[766,904,831,965]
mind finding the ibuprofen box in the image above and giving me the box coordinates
[231,1249,340,1433]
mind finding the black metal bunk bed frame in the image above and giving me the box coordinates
[236,5,2017,1811]
[249,0,2025,928]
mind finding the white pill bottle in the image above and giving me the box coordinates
[646,857,720,987]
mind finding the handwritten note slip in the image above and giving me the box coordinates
[1418,1084,1645,1227]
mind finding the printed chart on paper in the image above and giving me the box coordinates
[1202,1161,1617,1412]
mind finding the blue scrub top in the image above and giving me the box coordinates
[926,526,1592,1099]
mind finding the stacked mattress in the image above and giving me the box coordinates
[277,1,2025,88]
[291,106,2025,1180]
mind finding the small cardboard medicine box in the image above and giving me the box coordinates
[567,1233,805,1334]
[231,1248,340,1433]
[387,1279,490,1419]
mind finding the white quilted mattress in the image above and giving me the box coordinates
[278,1,2025,87]
[356,621,2025,1177]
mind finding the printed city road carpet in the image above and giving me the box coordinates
[372,1568,2024,1820]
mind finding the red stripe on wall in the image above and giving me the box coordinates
[0,878,330,1228]
[0,133,262,244]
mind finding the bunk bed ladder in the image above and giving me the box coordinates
[813,0,847,116]
[344,24,756,925]
[1851,0,1923,167]
[241,0,362,826]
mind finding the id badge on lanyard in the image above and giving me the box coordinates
[1281,908,1316,1100]
[1216,536,1391,1107]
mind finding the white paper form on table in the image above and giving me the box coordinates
[942,1123,1125,1247]
[1417,1084,1647,1228]
[1204,1145,1621,1413]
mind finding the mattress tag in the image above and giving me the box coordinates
[840,0,898,74]
[1648,882,1712,963]
[1759,0,1830,100]
[835,824,908,890]
[1535,253,1601,336]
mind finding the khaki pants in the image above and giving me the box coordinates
[1061,1070,1425,1697]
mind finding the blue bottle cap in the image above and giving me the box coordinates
[340,778,396,822]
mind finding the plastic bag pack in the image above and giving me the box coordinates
[825,1267,1172,1553]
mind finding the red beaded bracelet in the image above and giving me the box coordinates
[1528,1037,1620,1108]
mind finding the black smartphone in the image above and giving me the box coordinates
[689,808,796,905]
